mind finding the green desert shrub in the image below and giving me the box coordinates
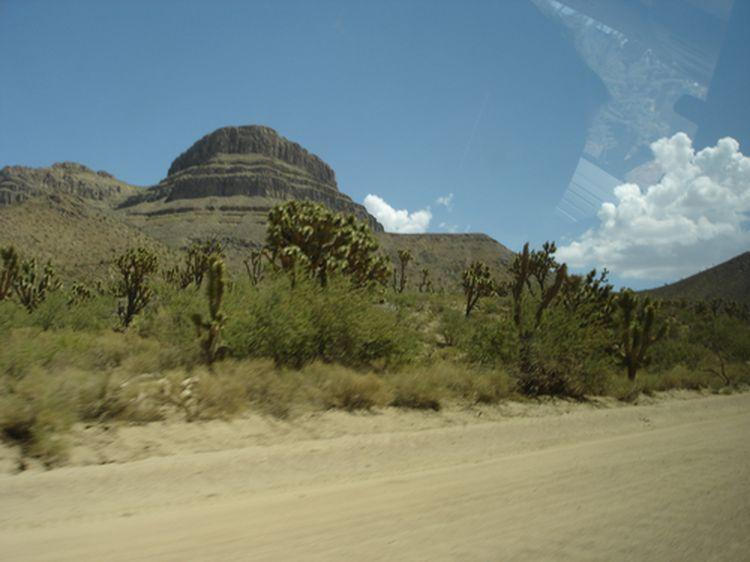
[136,283,205,367]
[27,291,118,332]
[461,315,518,367]
[516,303,612,397]
[225,277,418,369]
[437,306,470,348]
[0,300,27,336]
[645,330,708,373]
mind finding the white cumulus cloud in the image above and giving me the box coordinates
[558,133,750,281]
[436,193,454,209]
[364,194,432,234]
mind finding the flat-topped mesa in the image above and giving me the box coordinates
[122,125,383,233]
[167,125,337,186]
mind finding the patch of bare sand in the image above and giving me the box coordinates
[1,391,748,560]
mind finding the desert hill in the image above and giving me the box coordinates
[377,232,515,289]
[0,193,174,280]
[643,251,750,305]
[0,125,514,288]
[0,162,138,207]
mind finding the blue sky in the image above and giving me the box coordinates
[1,0,748,289]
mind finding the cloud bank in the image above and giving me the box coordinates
[364,194,432,234]
[558,133,750,281]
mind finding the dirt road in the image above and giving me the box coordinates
[1,392,749,561]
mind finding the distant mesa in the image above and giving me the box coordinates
[0,124,515,287]
[121,125,383,234]
[168,125,336,185]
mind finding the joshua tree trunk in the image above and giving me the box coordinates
[627,361,637,381]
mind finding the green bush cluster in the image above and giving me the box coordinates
[225,276,418,369]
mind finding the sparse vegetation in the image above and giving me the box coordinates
[2,205,749,469]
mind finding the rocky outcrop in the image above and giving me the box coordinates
[168,126,337,185]
[0,162,138,207]
[121,125,382,232]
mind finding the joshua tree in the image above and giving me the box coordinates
[1,246,20,301]
[67,282,94,305]
[165,239,224,289]
[394,249,412,293]
[13,258,61,313]
[185,239,224,287]
[266,200,390,288]
[612,290,668,381]
[243,248,266,287]
[462,260,495,317]
[560,267,614,329]
[508,242,567,372]
[418,268,433,293]
[528,241,558,294]
[192,256,227,365]
[113,247,158,327]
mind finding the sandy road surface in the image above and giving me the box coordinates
[1,392,749,561]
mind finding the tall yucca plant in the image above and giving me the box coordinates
[462,260,495,317]
[509,242,567,372]
[14,258,61,313]
[394,249,412,293]
[192,256,227,365]
[113,247,158,327]
[0,246,20,301]
[613,290,668,381]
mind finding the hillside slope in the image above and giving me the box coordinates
[0,162,138,207]
[643,251,750,305]
[0,126,514,287]
[377,233,514,290]
[0,194,173,280]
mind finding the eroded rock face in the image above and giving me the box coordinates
[168,126,337,185]
[123,125,382,232]
[0,162,138,207]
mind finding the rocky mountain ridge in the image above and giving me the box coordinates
[0,125,512,287]
[0,162,138,207]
